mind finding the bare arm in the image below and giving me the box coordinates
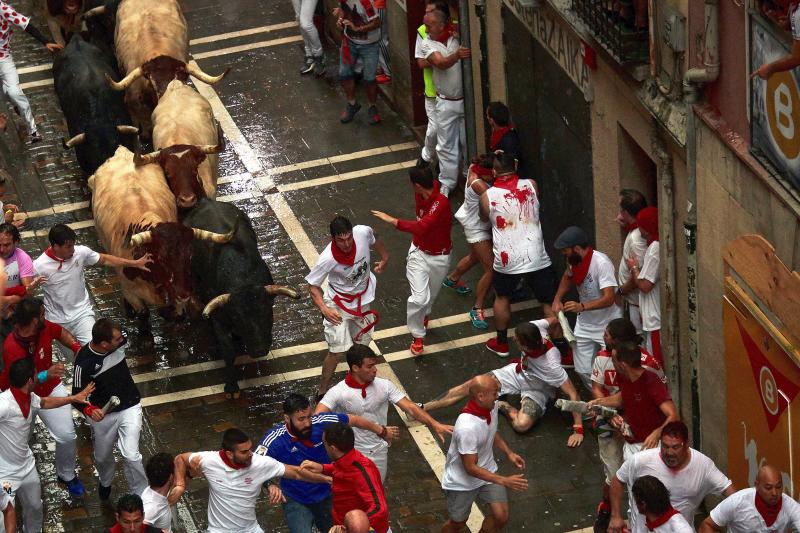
[58,327,79,352]
[98,252,152,272]
[641,400,680,450]
[426,47,470,70]
[478,191,490,222]
[282,464,332,484]
[551,269,573,313]
[416,58,430,69]
[608,476,626,533]
[558,378,584,447]
[753,40,800,79]
[372,237,389,274]
[588,392,623,409]
[591,382,606,400]
[347,414,400,442]
[2,500,15,533]
[395,397,453,443]
[722,483,737,497]
[41,382,94,409]
[309,284,342,325]
[460,451,527,492]
[698,517,723,533]
[566,286,616,312]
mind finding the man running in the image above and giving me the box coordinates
[631,476,693,532]
[106,493,167,533]
[306,216,389,398]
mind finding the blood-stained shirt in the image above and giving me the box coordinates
[0,3,30,58]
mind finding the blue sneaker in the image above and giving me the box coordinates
[442,278,472,295]
[340,102,361,123]
[58,475,86,497]
[469,308,488,329]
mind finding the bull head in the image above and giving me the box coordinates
[130,226,235,247]
[133,121,224,166]
[107,59,228,93]
[62,125,137,151]
[202,285,300,318]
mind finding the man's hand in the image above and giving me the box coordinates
[432,422,454,443]
[370,210,397,226]
[562,300,582,313]
[609,414,625,430]
[567,432,584,448]
[625,256,637,269]
[381,425,400,442]
[300,460,323,473]
[502,474,528,492]
[507,451,525,469]
[47,362,66,379]
[551,299,563,314]
[133,252,153,272]
[321,306,342,326]
[28,276,46,292]
[751,64,773,80]
[373,257,388,274]
[45,43,64,53]
[643,428,661,450]
[456,46,471,59]
[608,515,626,533]
[89,408,104,422]
[266,484,286,504]
[71,382,96,405]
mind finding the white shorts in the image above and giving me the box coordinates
[323,298,375,353]
[490,365,552,411]
[598,432,625,484]
[463,226,491,245]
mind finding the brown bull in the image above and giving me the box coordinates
[110,0,226,136]
[89,145,232,320]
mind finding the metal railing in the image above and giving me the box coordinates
[572,0,649,65]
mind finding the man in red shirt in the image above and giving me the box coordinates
[301,423,390,533]
[0,296,85,497]
[107,493,165,533]
[588,340,678,459]
[372,166,452,356]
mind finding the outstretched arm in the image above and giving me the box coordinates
[98,252,153,272]
[420,377,474,412]
[396,397,453,443]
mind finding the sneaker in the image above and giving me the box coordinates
[368,105,381,125]
[312,55,325,76]
[485,338,510,357]
[376,73,391,84]
[98,483,112,501]
[29,131,42,144]
[410,338,424,356]
[58,475,86,498]
[594,501,611,532]
[442,277,472,295]
[299,56,315,75]
[469,308,489,330]
[340,102,361,123]
[415,156,430,169]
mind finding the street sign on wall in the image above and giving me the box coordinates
[750,14,800,192]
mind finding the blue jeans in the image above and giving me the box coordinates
[339,40,379,82]
[283,495,333,533]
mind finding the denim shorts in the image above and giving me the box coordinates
[339,39,380,82]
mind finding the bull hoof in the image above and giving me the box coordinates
[224,382,240,400]
[225,390,241,400]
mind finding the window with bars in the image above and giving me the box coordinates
[571,0,649,64]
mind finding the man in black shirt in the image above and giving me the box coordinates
[107,493,166,533]
[73,318,147,501]
[487,101,526,176]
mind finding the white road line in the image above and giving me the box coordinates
[19,78,54,90]
[275,160,416,192]
[17,63,51,75]
[216,171,252,185]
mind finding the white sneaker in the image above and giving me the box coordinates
[440,184,449,197]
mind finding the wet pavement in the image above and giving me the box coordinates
[6,0,604,530]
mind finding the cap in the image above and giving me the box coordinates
[554,226,589,249]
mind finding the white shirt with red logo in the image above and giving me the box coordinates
[573,251,622,337]
[591,347,666,395]
[305,225,377,306]
[709,487,800,533]
[0,3,30,59]
[189,451,285,533]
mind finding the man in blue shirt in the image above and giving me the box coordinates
[256,393,399,533]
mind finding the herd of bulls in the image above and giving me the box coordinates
[51,0,300,396]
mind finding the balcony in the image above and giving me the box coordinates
[572,0,649,65]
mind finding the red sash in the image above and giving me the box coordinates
[331,277,379,342]
[570,247,594,286]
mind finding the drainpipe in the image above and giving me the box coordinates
[459,0,478,159]
[650,125,680,410]
[682,0,719,449]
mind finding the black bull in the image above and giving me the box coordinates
[181,198,299,397]
[54,35,135,174]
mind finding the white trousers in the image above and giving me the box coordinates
[36,383,77,481]
[574,334,605,391]
[0,55,36,134]
[88,403,147,495]
[291,0,323,57]
[421,97,438,163]
[360,446,388,483]
[434,97,465,194]
[54,311,95,363]
[406,246,450,339]
[0,466,42,533]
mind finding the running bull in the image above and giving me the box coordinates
[182,198,300,398]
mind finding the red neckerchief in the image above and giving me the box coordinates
[490,125,514,150]
[432,23,454,45]
[510,340,554,374]
[330,239,356,266]
[12,328,38,356]
[218,449,246,470]
[754,491,782,527]
[344,372,369,398]
[44,247,66,270]
[645,506,680,531]
[10,387,31,418]
[636,207,659,245]
[570,247,594,286]
[109,524,152,533]
[491,174,519,191]
[470,163,494,178]
[286,424,316,448]
[416,181,441,215]
[626,222,638,233]
[461,399,492,425]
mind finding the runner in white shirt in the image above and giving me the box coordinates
[552,226,622,390]
[440,374,527,533]
[33,224,152,361]
[0,490,13,532]
[316,344,452,481]
[421,318,584,447]
[701,465,800,533]
[614,190,648,333]
[0,357,93,533]
[173,428,329,533]
[752,3,800,79]
[631,476,693,533]
[306,217,389,398]
[610,421,735,533]
[142,453,179,532]
[626,207,662,365]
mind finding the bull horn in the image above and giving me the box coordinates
[106,67,142,91]
[116,125,139,135]
[202,293,231,318]
[133,135,160,166]
[83,5,107,17]
[62,133,86,149]
[198,121,225,154]
[185,63,230,85]
[130,231,153,247]
[192,227,234,243]
[265,285,300,299]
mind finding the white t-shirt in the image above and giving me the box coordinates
[414,33,425,60]
[441,405,499,491]
[0,389,39,482]
[618,228,647,306]
[573,251,622,337]
[591,347,666,395]
[34,245,100,323]
[422,35,463,99]
[616,448,732,533]
[647,513,694,532]
[320,376,406,453]
[638,241,660,332]
[709,487,800,533]
[341,0,380,44]
[142,486,172,531]
[306,225,377,308]
[190,451,285,533]
[520,319,568,387]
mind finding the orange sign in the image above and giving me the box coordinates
[765,70,800,160]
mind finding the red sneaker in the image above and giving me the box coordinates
[485,338,509,357]
[376,73,391,84]
[410,338,424,356]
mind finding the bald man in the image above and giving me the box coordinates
[440,375,528,533]
[701,465,800,533]
[328,509,372,532]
